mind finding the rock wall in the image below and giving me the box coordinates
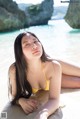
[64,0,80,29]
[0,0,54,32]
[20,0,54,26]
[0,0,27,32]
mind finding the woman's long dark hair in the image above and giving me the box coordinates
[9,31,52,104]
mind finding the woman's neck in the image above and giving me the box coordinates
[27,59,42,72]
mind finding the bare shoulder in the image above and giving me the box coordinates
[45,60,61,71]
[43,60,61,78]
[52,60,61,68]
[9,63,16,75]
[52,60,61,74]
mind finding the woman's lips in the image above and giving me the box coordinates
[32,50,40,54]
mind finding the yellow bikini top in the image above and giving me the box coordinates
[32,80,50,94]
[32,64,50,94]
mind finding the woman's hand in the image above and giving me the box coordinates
[18,98,39,114]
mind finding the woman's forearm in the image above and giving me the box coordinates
[37,98,59,118]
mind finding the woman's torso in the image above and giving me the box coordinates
[27,61,53,94]
[9,61,54,96]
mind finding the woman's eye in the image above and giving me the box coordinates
[25,44,30,47]
[34,41,38,44]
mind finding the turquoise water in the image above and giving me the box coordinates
[0,19,80,112]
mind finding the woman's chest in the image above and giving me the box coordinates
[27,72,46,89]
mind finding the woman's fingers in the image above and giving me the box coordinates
[23,100,38,114]
[31,99,39,107]
[27,99,38,110]
[19,98,39,114]
[23,104,33,114]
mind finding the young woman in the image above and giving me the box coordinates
[8,32,80,119]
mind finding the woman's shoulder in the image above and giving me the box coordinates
[44,60,61,77]
[9,63,16,74]
[44,60,61,69]
[52,60,61,67]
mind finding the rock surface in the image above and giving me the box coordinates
[64,0,80,28]
[19,0,54,26]
[18,0,53,26]
[0,0,26,32]
[0,0,53,32]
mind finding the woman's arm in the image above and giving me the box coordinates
[9,64,39,114]
[8,64,17,99]
[35,61,62,119]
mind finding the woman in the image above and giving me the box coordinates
[9,32,80,119]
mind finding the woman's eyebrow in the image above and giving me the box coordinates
[33,38,37,41]
[22,37,37,44]
[22,40,28,44]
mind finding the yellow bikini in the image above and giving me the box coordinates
[32,64,50,94]
[32,79,50,93]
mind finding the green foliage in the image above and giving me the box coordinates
[16,10,26,23]
[4,18,20,28]
[28,4,41,15]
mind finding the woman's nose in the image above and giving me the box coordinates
[32,43,37,49]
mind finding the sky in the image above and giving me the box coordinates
[13,0,62,6]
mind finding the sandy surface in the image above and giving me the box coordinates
[1,89,80,119]
[60,89,80,119]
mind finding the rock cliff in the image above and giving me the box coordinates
[0,0,26,32]
[64,0,80,28]
[23,0,53,26]
[0,0,53,32]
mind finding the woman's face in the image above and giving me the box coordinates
[21,33,43,60]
